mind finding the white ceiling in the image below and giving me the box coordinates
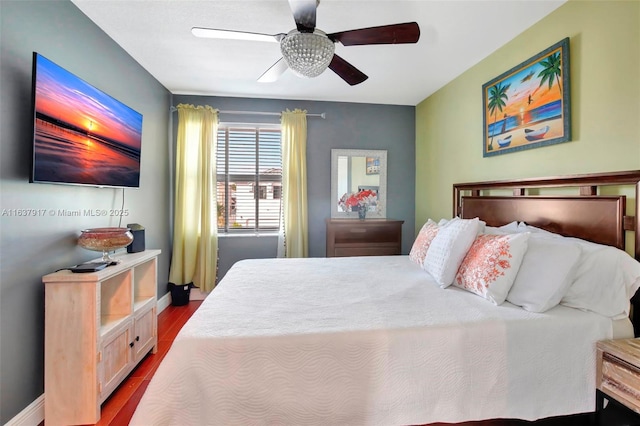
[70,0,566,106]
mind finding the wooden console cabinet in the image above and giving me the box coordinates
[326,218,403,257]
[43,249,160,425]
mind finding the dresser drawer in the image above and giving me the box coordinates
[596,339,640,415]
[333,224,399,244]
[326,219,403,257]
[600,353,640,409]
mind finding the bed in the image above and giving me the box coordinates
[130,170,640,425]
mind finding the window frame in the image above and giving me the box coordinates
[216,122,282,234]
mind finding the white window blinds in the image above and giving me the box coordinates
[216,125,282,232]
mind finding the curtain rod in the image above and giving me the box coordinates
[169,106,325,119]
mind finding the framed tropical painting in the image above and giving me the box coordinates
[482,38,571,157]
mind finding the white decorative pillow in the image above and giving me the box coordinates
[453,232,530,304]
[560,238,640,319]
[438,217,486,234]
[409,219,440,266]
[423,217,480,288]
[507,234,582,312]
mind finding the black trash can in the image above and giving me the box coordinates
[168,282,191,306]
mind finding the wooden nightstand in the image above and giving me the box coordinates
[596,338,640,415]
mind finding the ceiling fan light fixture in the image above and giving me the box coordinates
[280,29,335,78]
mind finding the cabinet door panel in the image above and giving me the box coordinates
[134,306,157,362]
[100,322,133,401]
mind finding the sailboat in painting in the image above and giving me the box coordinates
[497,135,512,148]
[524,125,550,141]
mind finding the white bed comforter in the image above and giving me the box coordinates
[130,256,617,425]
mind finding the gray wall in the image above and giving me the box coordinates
[0,1,171,422]
[173,95,416,279]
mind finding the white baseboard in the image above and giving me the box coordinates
[9,293,172,426]
[5,394,44,426]
[158,291,171,313]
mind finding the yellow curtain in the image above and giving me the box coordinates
[282,109,309,257]
[280,109,309,258]
[168,104,219,292]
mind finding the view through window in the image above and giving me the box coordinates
[216,124,282,232]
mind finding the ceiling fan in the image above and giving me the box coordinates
[191,0,420,86]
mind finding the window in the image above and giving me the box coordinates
[254,184,267,200]
[216,124,282,232]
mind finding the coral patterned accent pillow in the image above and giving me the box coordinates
[453,232,530,305]
[409,220,440,266]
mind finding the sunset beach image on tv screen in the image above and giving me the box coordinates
[31,53,143,187]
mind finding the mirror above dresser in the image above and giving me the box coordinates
[331,149,387,218]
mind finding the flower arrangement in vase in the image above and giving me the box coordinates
[338,189,377,219]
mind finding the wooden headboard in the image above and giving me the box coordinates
[453,170,640,333]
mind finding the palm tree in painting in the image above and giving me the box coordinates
[487,82,509,151]
[537,52,562,94]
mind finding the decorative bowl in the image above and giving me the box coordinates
[78,227,134,262]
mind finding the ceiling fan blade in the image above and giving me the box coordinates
[192,27,285,43]
[288,0,317,32]
[328,22,420,46]
[328,54,368,86]
[258,58,289,83]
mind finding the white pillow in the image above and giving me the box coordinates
[453,232,530,304]
[484,221,519,235]
[477,220,487,235]
[423,217,480,288]
[438,218,452,226]
[517,222,561,237]
[507,234,582,312]
[484,227,505,235]
[500,221,520,233]
[440,217,486,234]
[484,226,506,235]
[560,238,640,319]
[409,219,440,266]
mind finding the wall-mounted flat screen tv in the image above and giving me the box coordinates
[30,52,143,188]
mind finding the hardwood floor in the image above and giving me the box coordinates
[41,299,640,426]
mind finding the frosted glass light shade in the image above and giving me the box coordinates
[280,30,335,78]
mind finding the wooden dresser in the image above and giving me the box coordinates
[596,338,640,415]
[326,218,403,257]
